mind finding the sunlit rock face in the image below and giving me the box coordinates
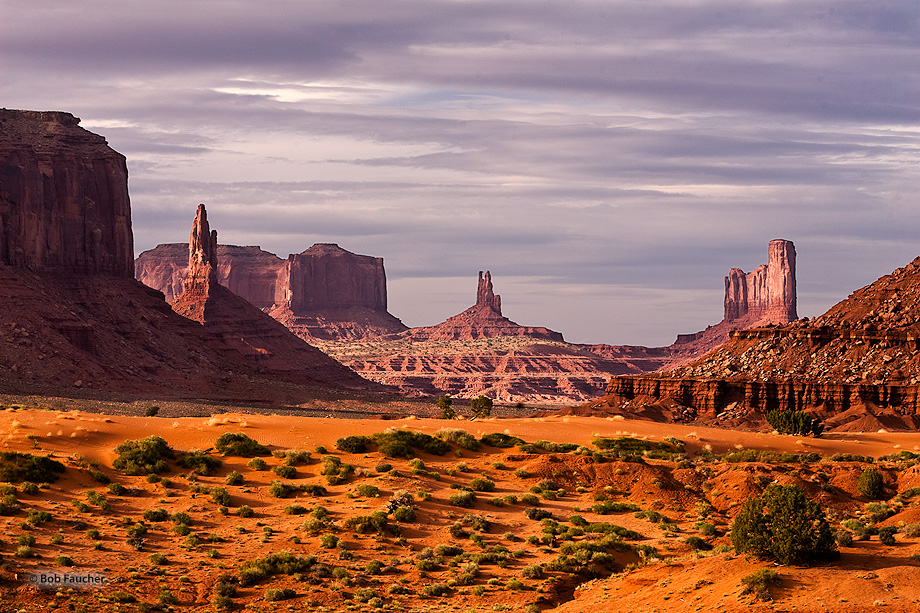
[0,110,133,277]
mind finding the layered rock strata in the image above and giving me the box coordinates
[581,255,920,430]
[399,271,564,342]
[0,110,133,277]
[136,242,405,339]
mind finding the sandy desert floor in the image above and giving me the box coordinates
[1,401,920,612]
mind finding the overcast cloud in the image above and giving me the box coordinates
[2,0,917,344]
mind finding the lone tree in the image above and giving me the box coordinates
[730,484,837,565]
[857,467,884,499]
[437,396,455,420]
[470,395,493,419]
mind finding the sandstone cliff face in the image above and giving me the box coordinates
[723,239,797,325]
[476,270,502,313]
[0,110,133,277]
[136,242,405,339]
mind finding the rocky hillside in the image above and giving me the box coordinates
[581,255,920,430]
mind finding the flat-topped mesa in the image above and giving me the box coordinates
[723,239,797,325]
[284,243,388,312]
[0,109,133,277]
[476,271,502,313]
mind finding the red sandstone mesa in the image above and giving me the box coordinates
[136,241,406,340]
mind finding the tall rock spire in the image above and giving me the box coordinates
[476,271,502,314]
[188,204,218,284]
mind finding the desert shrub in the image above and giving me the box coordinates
[469,477,495,492]
[857,468,884,499]
[533,440,580,453]
[172,523,191,536]
[18,481,38,496]
[835,529,853,547]
[237,551,316,587]
[524,507,553,521]
[901,523,920,538]
[371,429,452,458]
[393,506,416,522]
[480,433,524,448]
[421,582,450,597]
[237,505,254,518]
[375,462,392,473]
[215,433,270,457]
[840,518,870,540]
[592,500,640,515]
[583,522,640,540]
[521,563,544,579]
[520,493,540,506]
[106,482,128,496]
[695,521,716,537]
[320,534,339,549]
[85,528,100,540]
[144,508,169,522]
[320,456,354,486]
[210,487,232,506]
[54,555,74,567]
[113,437,174,475]
[353,587,378,603]
[283,504,307,515]
[343,511,391,535]
[268,481,299,498]
[247,458,267,471]
[26,509,52,524]
[272,465,297,479]
[864,501,893,524]
[265,587,296,601]
[224,471,244,486]
[275,450,311,466]
[0,452,65,483]
[17,533,36,547]
[765,408,824,437]
[149,553,168,565]
[15,545,35,558]
[435,428,480,451]
[878,526,897,546]
[355,483,379,498]
[684,535,713,551]
[170,511,192,526]
[177,451,222,475]
[301,483,327,496]
[449,490,476,508]
[592,436,684,458]
[730,484,837,565]
[335,435,371,454]
[741,568,780,601]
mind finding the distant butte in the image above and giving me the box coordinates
[136,241,406,340]
[399,271,564,342]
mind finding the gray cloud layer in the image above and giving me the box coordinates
[3,0,917,344]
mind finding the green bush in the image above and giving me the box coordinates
[730,484,837,565]
[469,477,495,492]
[740,568,780,601]
[225,471,244,485]
[176,451,222,475]
[370,429,452,458]
[435,428,480,451]
[857,468,884,499]
[272,465,297,479]
[210,487,231,506]
[480,433,524,448]
[215,433,270,457]
[247,458,267,471]
[320,456,354,486]
[265,587,296,601]
[113,437,174,475]
[237,505,254,518]
[55,555,74,567]
[765,408,824,437]
[335,436,371,454]
[878,526,897,545]
[0,452,65,484]
[355,484,379,498]
[144,508,169,522]
[237,551,316,587]
[449,490,476,508]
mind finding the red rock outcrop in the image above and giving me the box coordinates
[0,111,378,400]
[0,110,133,277]
[170,205,377,388]
[724,238,797,325]
[399,271,564,342]
[136,242,406,340]
[580,254,920,430]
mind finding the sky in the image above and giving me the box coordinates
[2,0,918,345]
